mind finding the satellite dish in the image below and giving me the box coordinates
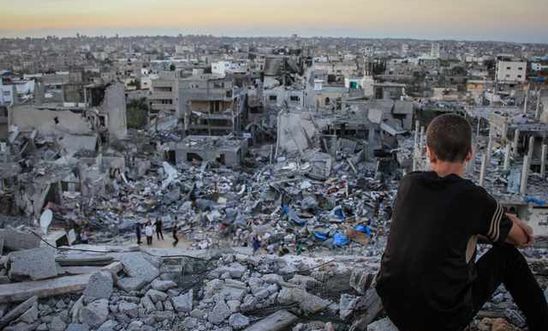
[40,209,53,235]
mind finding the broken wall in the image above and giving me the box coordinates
[100,82,128,140]
[277,111,332,155]
[8,107,93,136]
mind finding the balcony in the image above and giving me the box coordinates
[151,91,174,100]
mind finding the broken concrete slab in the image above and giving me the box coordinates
[349,269,375,295]
[66,323,90,331]
[0,229,40,252]
[0,296,37,328]
[119,253,159,283]
[56,255,114,267]
[83,271,113,302]
[277,287,330,314]
[350,289,384,331]
[79,298,109,328]
[14,301,38,324]
[208,299,231,325]
[8,248,58,281]
[145,289,167,303]
[243,310,298,331]
[229,313,250,330]
[151,279,177,291]
[171,290,193,313]
[4,321,39,331]
[116,277,146,292]
[101,261,123,274]
[0,274,91,303]
[366,318,398,331]
[61,266,103,275]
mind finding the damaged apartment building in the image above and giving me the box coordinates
[151,69,249,167]
[0,81,128,218]
[181,71,247,136]
[265,52,414,179]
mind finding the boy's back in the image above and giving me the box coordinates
[376,171,511,331]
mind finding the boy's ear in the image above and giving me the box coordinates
[426,146,437,163]
[464,147,473,162]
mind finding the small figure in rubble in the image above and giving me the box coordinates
[172,225,179,247]
[155,218,164,240]
[145,222,154,245]
[80,228,89,244]
[252,236,261,254]
[135,222,142,245]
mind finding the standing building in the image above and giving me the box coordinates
[180,74,247,136]
[150,71,180,119]
[430,43,441,59]
[496,57,527,83]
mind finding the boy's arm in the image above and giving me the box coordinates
[504,213,534,248]
[464,186,513,244]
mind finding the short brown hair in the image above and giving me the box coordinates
[426,114,472,162]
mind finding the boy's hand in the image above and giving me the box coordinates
[506,213,534,247]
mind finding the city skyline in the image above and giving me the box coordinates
[1,0,548,43]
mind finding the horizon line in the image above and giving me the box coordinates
[1,31,547,46]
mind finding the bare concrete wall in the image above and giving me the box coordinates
[101,82,127,140]
[9,107,93,136]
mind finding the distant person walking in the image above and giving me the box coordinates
[155,218,164,240]
[135,222,142,245]
[145,222,154,245]
[172,225,179,247]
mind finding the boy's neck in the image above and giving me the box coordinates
[430,161,466,178]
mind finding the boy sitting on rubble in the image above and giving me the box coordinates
[376,114,548,331]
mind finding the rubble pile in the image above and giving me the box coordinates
[0,246,545,331]
[64,149,397,256]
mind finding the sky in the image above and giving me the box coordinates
[0,0,547,43]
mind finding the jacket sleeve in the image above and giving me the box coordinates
[462,185,512,243]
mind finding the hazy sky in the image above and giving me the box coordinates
[1,0,547,43]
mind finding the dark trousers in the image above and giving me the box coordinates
[471,245,548,331]
[136,233,141,244]
[156,229,164,240]
[146,236,152,245]
[173,233,179,247]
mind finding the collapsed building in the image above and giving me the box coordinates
[0,82,128,218]
[0,37,546,331]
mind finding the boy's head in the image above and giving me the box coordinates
[426,114,472,163]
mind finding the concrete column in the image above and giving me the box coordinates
[479,154,487,187]
[527,136,535,161]
[523,89,529,114]
[419,126,426,152]
[486,128,493,164]
[513,129,520,157]
[535,88,541,119]
[502,120,509,142]
[414,120,420,147]
[541,144,547,178]
[412,147,418,171]
[503,144,511,171]
[520,156,529,195]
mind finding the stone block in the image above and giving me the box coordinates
[8,248,57,281]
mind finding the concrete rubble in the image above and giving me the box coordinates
[0,245,543,330]
[0,34,546,331]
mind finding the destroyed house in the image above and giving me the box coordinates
[8,82,127,144]
[167,135,248,167]
[181,75,247,136]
